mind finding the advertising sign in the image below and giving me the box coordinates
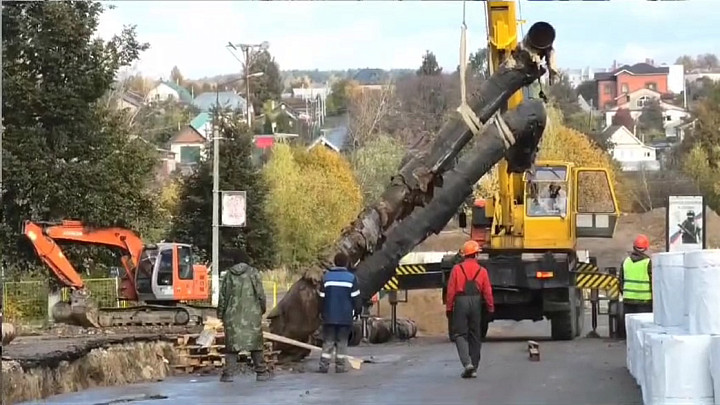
[666,195,706,252]
[221,191,247,227]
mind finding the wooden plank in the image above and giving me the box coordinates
[262,332,362,370]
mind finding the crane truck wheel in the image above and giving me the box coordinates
[550,288,582,340]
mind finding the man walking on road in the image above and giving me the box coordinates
[446,240,494,379]
[317,252,361,373]
[620,235,653,314]
[217,248,272,382]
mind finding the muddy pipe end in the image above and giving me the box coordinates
[523,22,555,52]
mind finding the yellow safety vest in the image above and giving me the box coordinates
[622,257,651,302]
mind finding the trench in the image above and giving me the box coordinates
[2,337,177,405]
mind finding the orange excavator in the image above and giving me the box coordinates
[23,220,213,328]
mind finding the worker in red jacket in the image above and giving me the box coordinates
[446,240,495,379]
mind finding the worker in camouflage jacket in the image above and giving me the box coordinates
[217,248,271,382]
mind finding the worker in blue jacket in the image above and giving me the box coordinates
[317,252,362,373]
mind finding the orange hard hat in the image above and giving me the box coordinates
[633,234,650,251]
[462,240,481,257]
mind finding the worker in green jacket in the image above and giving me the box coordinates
[620,234,652,314]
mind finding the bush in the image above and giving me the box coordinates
[350,135,405,203]
[264,145,363,271]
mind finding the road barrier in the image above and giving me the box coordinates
[3,278,290,324]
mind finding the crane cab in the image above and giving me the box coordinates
[133,243,209,303]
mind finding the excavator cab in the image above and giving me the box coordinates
[134,242,209,303]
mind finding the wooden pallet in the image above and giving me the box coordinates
[172,331,278,374]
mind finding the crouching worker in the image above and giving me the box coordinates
[217,248,272,382]
[446,241,495,379]
[318,252,361,373]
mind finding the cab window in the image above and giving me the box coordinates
[178,245,194,280]
[157,248,174,286]
[526,167,568,217]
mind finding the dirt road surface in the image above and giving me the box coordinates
[34,312,641,405]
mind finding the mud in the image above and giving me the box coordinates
[2,339,176,405]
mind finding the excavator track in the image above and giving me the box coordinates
[94,304,217,328]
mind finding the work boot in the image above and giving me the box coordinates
[220,352,239,383]
[318,362,329,374]
[461,364,475,379]
[335,364,347,374]
[470,370,478,378]
[256,371,272,381]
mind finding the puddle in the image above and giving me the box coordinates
[93,394,168,405]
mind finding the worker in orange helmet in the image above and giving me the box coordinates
[445,240,494,379]
[620,234,653,319]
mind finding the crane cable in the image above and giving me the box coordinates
[456,0,515,149]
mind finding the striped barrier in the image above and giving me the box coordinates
[382,264,427,291]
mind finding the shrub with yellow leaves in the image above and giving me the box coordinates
[264,145,363,272]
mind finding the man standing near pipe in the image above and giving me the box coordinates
[446,240,495,378]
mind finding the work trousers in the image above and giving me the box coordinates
[223,350,267,375]
[624,301,652,314]
[319,324,351,369]
[451,295,483,369]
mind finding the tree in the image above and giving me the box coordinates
[636,99,665,142]
[347,84,395,149]
[1,1,160,275]
[170,66,185,86]
[132,99,200,146]
[468,48,488,78]
[249,50,283,114]
[682,145,720,212]
[675,55,695,71]
[612,108,635,131]
[548,74,580,118]
[417,50,442,76]
[326,79,356,116]
[350,135,405,202]
[170,119,277,269]
[264,145,363,271]
[576,80,598,108]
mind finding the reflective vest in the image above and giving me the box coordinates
[622,257,651,302]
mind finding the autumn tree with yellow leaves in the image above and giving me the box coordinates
[264,144,363,272]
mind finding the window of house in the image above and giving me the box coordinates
[180,146,201,164]
[646,82,657,91]
[665,115,671,121]
[621,83,629,94]
[603,83,613,95]
[637,96,651,108]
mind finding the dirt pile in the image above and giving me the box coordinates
[2,340,176,404]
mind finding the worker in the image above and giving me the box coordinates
[620,235,653,315]
[217,248,271,382]
[446,240,495,379]
[317,252,362,374]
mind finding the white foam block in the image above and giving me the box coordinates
[626,313,654,378]
[684,250,720,335]
[652,252,685,327]
[636,325,667,388]
[710,336,720,405]
[643,332,714,405]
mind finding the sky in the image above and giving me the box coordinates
[96,0,720,80]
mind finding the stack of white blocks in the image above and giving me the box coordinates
[625,249,720,405]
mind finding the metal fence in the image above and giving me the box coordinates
[3,278,291,324]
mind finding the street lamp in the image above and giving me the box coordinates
[211,76,244,307]
[226,41,270,128]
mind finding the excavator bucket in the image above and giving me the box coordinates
[51,289,101,328]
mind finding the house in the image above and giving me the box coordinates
[595,62,670,111]
[252,133,299,165]
[118,90,144,113]
[664,119,696,142]
[257,101,302,133]
[192,91,253,117]
[603,88,691,130]
[685,68,720,83]
[308,126,350,153]
[146,81,193,104]
[562,67,610,88]
[167,126,207,167]
[601,125,659,171]
[189,112,213,139]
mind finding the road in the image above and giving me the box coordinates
[33,311,641,405]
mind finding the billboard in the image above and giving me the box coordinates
[666,195,706,252]
[221,191,247,227]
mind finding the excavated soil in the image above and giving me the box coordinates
[2,338,177,404]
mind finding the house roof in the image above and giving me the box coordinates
[121,90,144,107]
[193,91,249,113]
[595,63,670,81]
[160,81,193,103]
[603,125,655,149]
[310,126,350,152]
[190,112,212,133]
[168,126,205,145]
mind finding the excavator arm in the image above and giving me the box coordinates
[22,220,144,292]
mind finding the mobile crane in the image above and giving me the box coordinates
[23,220,212,328]
[268,0,564,358]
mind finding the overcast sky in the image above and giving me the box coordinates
[96,0,720,80]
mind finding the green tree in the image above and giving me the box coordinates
[350,135,405,202]
[636,99,665,141]
[468,48,488,78]
[170,66,185,86]
[249,50,283,114]
[326,79,355,116]
[1,1,159,274]
[548,73,580,118]
[576,80,598,108]
[171,118,277,269]
[133,99,200,146]
[417,50,442,76]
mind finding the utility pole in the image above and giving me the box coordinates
[227,41,269,129]
[245,46,252,128]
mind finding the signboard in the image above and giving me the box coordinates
[666,195,706,252]
[221,191,247,227]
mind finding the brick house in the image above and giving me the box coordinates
[595,63,669,111]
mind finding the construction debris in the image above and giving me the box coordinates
[528,340,540,361]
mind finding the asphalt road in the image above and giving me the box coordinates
[32,312,642,405]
